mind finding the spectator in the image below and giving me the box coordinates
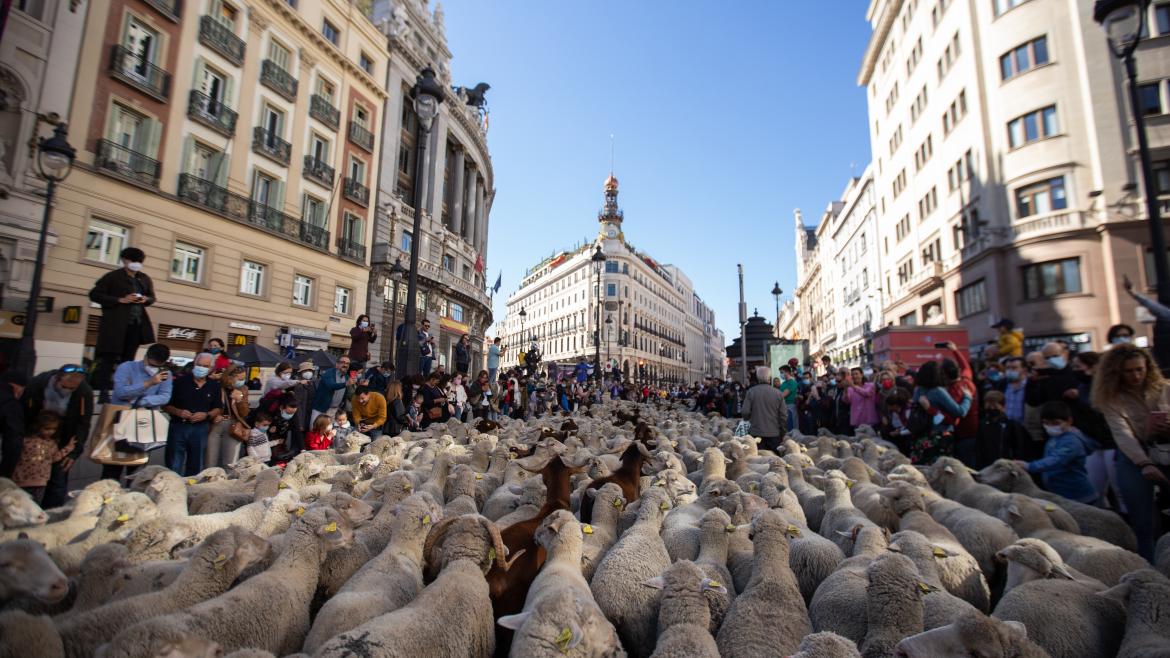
[361,361,394,397]
[911,360,971,448]
[351,385,387,440]
[12,410,74,504]
[406,393,424,431]
[1124,274,1170,321]
[843,367,879,434]
[777,366,799,431]
[348,315,378,370]
[1070,351,1119,509]
[305,415,335,452]
[206,338,231,373]
[245,412,278,463]
[488,337,502,383]
[879,388,913,453]
[1002,357,1028,425]
[1091,344,1170,560]
[979,390,1035,466]
[420,371,449,428]
[447,374,469,422]
[1107,323,1136,347]
[22,364,94,508]
[385,380,408,436]
[0,370,26,479]
[264,393,298,462]
[161,353,222,476]
[89,247,156,398]
[1015,401,1099,505]
[939,343,979,468]
[816,374,850,435]
[455,334,472,376]
[262,362,298,396]
[106,343,173,483]
[311,355,351,424]
[741,366,787,452]
[993,318,1024,358]
[206,365,250,468]
[332,409,353,450]
[418,320,435,376]
[1025,342,1081,411]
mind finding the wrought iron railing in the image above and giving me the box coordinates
[347,121,374,152]
[300,222,329,250]
[108,45,170,101]
[143,0,181,21]
[337,237,367,263]
[94,139,161,187]
[252,126,291,165]
[310,94,340,130]
[178,174,331,251]
[187,90,237,136]
[302,155,334,187]
[343,177,369,206]
[260,59,297,101]
[198,16,245,65]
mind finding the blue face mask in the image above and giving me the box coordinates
[828,379,837,387]
[233,379,246,388]
[1005,370,1021,382]
[208,347,221,354]
[281,411,295,420]
[1047,356,1067,370]
[192,365,211,378]
[987,371,1002,381]
[932,413,945,425]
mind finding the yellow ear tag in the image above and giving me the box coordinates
[749,483,759,492]
[295,507,305,517]
[278,482,288,489]
[784,463,794,470]
[1044,504,1056,512]
[187,479,196,486]
[845,481,854,489]
[581,524,594,535]
[213,554,227,569]
[707,579,721,588]
[917,582,932,593]
[422,514,431,525]
[613,499,623,508]
[403,484,413,492]
[324,522,338,533]
[725,523,737,533]
[932,547,947,558]
[555,627,573,653]
[103,496,114,504]
[659,501,670,511]
[487,547,497,562]
[787,524,803,537]
[878,447,888,454]
[116,514,130,523]
[475,474,483,480]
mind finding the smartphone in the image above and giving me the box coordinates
[159,371,170,380]
[934,342,948,349]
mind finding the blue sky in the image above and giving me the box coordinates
[440,0,874,340]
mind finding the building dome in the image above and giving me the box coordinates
[604,174,619,191]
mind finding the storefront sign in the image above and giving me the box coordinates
[288,325,331,341]
[229,321,262,332]
[61,306,82,324]
[1023,333,1092,354]
[165,327,200,340]
[0,311,24,339]
[158,324,207,351]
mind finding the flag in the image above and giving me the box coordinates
[475,254,485,274]
[492,271,502,294]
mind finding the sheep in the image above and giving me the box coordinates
[693,508,737,632]
[580,483,625,581]
[893,612,1050,658]
[0,610,63,658]
[879,481,990,611]
[715,509,810,657]
[929,458,1080,534]
[784,454,826,531]
[141,472,189,517]
[443,464,481,517]
[50,492,159,575]
[819,477,878,556]
[808,525,892,644]
[1111,569,1170,658]
[1157,534,1170,579]
[661,479,739,563]
[578,435,654,524]
[642,560,722,658]
[591,486,673,658]
[0,487,47,529]
[994,538,1104,592]
[0,486,107,547]
[314,514,519,658]
[839,458,898,532]
[63,543,132,616]
[859,553,926,658]
[789,631,861,658]
[977,459,1137,551]
[0,538,69,606]
[57,527,271,658]
[97,506,354,658]
[996,493,1148,587]
[887,531,978,631]
[717,491,771,595]
[484,476,543,523]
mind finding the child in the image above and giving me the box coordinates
[332,410,354,451]
[306,414,335,452]
[246,412,281,463]
[1016,401,1100,504]
[406,394,424,431]
[978,390,1034,467]
[13,411,75,504]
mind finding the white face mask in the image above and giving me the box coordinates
[302,372,314,380]
[1043,424,1065,437]
[1111,336,1132,345]
[125,261,143,272]
[359,321,369,329]
[280,372,292,381]
[143,365,159,376]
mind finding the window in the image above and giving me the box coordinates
[108,103,152,157]
[899,311,918,326]
[914,134,934,171]
[442,254,455,272]
[905,37,923,76]
[892,168,908,197]
[605,261,619,273]
[910,86,929,123]
[1154,160,1170,195]
[607,283,617,297]
[1144,247,1170,290]
[1158,3,1170,35]
[342,211,363,243]
[123,17,160,77]
[210,0,238,30]
[353,105,369,129]
[1000,36,1049,80]
[15,0,45,21]
[292,275,314,307]
[322,19,340,45]
[196,63,229,110]
[947,149,975,190]
[1139,83,1164,116]
[1023,257,1082,299]
[268,40,291,70]
[1008,105,1058,147]
[262,103,285,139]
[1015,176,1067,217]
[309,133,330,162]
[897,258,915,285]
[937,32,961,79]
[921,237,942,265]
[303,194,326,227]
[931,0,952,27]
[240,261,265,296]
[401,230,413,252]
[359,52,373,74]
[315,77,336,103]
[252,171,279,208]
[889,125,903,155]
[955,280,987,317]
[994,0,1030,16]
[462,264,471,280]
[334,286,352,315]
[348,156,366,183]
[918,187,938,221]
[85,219,129,264]
[172,242,205,283]
[885,83,900,115]
[449,302,464,322]
[942,89,968,134]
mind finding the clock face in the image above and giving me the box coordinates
[605,225,618,238]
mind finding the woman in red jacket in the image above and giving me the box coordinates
[305,414,335,452]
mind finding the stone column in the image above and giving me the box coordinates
[449,147,465,235]
[474,178,486,253]
[463,165,476,242]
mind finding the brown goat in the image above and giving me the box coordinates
[577,436,654,524]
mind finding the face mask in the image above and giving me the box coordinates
[233,379,246,388]
[1005,370,1021,382]
[337,421,350,429]
[144,365,159,376]
[192,366,211,378]
[863,369,874,378]
[1043,424,1064,437]
[360,322,369,329]
[881,380,894,390]
[1111,336,1133,345]
[828,379,836,387]
[280,372,292,381]
[255,425,270,433]
[208,347,221,354]
[803,378,812,385]
[281,411,295,420]
[932,413,945,425]
[302,372,314,380]
[126,261,143,272]
[987,371,1002,381]
[1047,356,1067,370]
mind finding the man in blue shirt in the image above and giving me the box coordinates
[162,352,221,476]
[487,337,502,383]
[104,343,174,482]
[1002,357,1027,425]
[311,355,351,424]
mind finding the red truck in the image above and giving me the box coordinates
[871,325,970,367]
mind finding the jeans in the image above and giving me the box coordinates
[166,421,209,477]
[787,407,796,432]
[488,368,498,383]
[205,419,240,469]
[1114,451,1166,561]
[1086,449,1122,512]
[420,356,433,376]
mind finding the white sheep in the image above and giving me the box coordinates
[788,631,861,658]
[808,525,891,644]
[886,531,978,631]
[819,476,878,556]
[1111,569,1170,657]
[50,492,159,575]
[859,552,926,658]
[580,483,625,582]
[893,612,1048,658]
[0,609,63,658]
[0,538,69,606]
[693,507,737,633]
[642,560,722,658]
[0,484,110,547]
[0,486,47,529]
[929,458,1080,534]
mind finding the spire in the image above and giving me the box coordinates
[599,137,622,225]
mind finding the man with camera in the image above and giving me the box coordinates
[89,247,157,400]
[103,343,174,483]
[21,364,94,507]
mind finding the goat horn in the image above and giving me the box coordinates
[484,518,513,571]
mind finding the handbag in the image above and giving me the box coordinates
[427,406,444,420]
[87,404,149,466]
[113,407,170,453]
[225,390,251,443]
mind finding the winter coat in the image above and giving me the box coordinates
[1026,428,1100,504]
[88,268,156,353]
[23,372,93,461]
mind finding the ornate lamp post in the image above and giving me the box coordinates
[771,281,783,339]
[16,123,75,377]
[1095,0,1170,368]
[591,245,606,384]
[605,313,613,375]
[396,68,444,377]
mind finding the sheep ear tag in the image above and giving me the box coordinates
[278,482,289,489]
[487,547,497,562]
[186,479,196,486]
[475,474,483,480]
[917,582,937,593]
[613,498,623,508]
[931,547,948,558]
[1044,504,1056,512]
[786,525,803,538]
[582,524,594,535]
[295,507,306,517]
[213,553,228,570]
[555,625,582,653]
[116,514,130,523]
[702,578,727,594]
[324,522,338,534]
[422,514,431,525]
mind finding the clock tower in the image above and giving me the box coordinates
[598,173,624,241]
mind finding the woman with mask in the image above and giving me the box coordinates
[347,314,378,371]
[207,338,231,373]
[262,362,298,396]
[206,365,250,467]
[1107,323,1136,347]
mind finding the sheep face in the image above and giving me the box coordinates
[977,460,1025,491]
[995,538,1073,580]
[894,612,1030,658]
[0,538,69,602]
[0,489,47,528]
[534,510,580,554]
[152,631,224,658]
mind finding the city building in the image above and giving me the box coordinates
[368,0,494,372]
[22,0,388,367]
[793,205,839,373]
[858,0,1170,354]
[500,174,719,385]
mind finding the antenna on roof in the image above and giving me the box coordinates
[610,133,615,174]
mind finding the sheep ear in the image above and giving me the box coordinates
[497,612,530,630]
[701,577,728,594]
[943,465,955,475]
[1007,504,1022,518]
[1050,563,1076,580]
[1001,620,1028,639]
[642,576,667,590]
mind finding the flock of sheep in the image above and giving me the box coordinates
[1,400,1169,657]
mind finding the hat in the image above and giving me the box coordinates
[297,361,315,373]
[992,318,1014,329]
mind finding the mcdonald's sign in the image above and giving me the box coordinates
[61,306,82,324]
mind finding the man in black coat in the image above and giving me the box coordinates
[0,370,27,479]
[23,366,94,507]
[89,247,156,397]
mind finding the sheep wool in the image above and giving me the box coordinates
[645,560,721,658]
[859,553,925,658]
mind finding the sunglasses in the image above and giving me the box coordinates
[60,364,85,374]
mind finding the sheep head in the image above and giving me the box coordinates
[0,538,68,603]
[977,459,1027,492]
[996,538,1075,581]
[423,514,520,577]
[894,612,1032,658]
[310,492,374,527]
[0,489,47,528]
[302,506,355,559]
[197,526,271,575]
[496,588,619,656]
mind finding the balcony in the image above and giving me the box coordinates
[178,174,331,251]
[108,45,170,101]
[94,139,161,187]
[310,94,340,130]
[187,90,237,136]
[198,16,245,65]
[907,261,944,296]
[347,122,374,152]
[1012,210,1090,240]
[252,127,290,166]
[343,177,369,206]
[302,155,334,187]
[143,0,181,21]
[337,237,367,263]
[260,59,297,102]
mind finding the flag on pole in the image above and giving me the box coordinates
[492,271,502,294]
[475,254,485,274]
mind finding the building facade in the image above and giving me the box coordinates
[500,175,718,385]
[367,0,494,372]
[17,0,388,368]
[859,0,1170,354]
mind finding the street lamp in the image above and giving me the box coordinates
[15,123,75,377]
[396,68,444,377]
[591,244,606,385]
[1096,0,1170,368]
[771,282,783,339]
[605,313,613,375]
[382,257,408,364]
